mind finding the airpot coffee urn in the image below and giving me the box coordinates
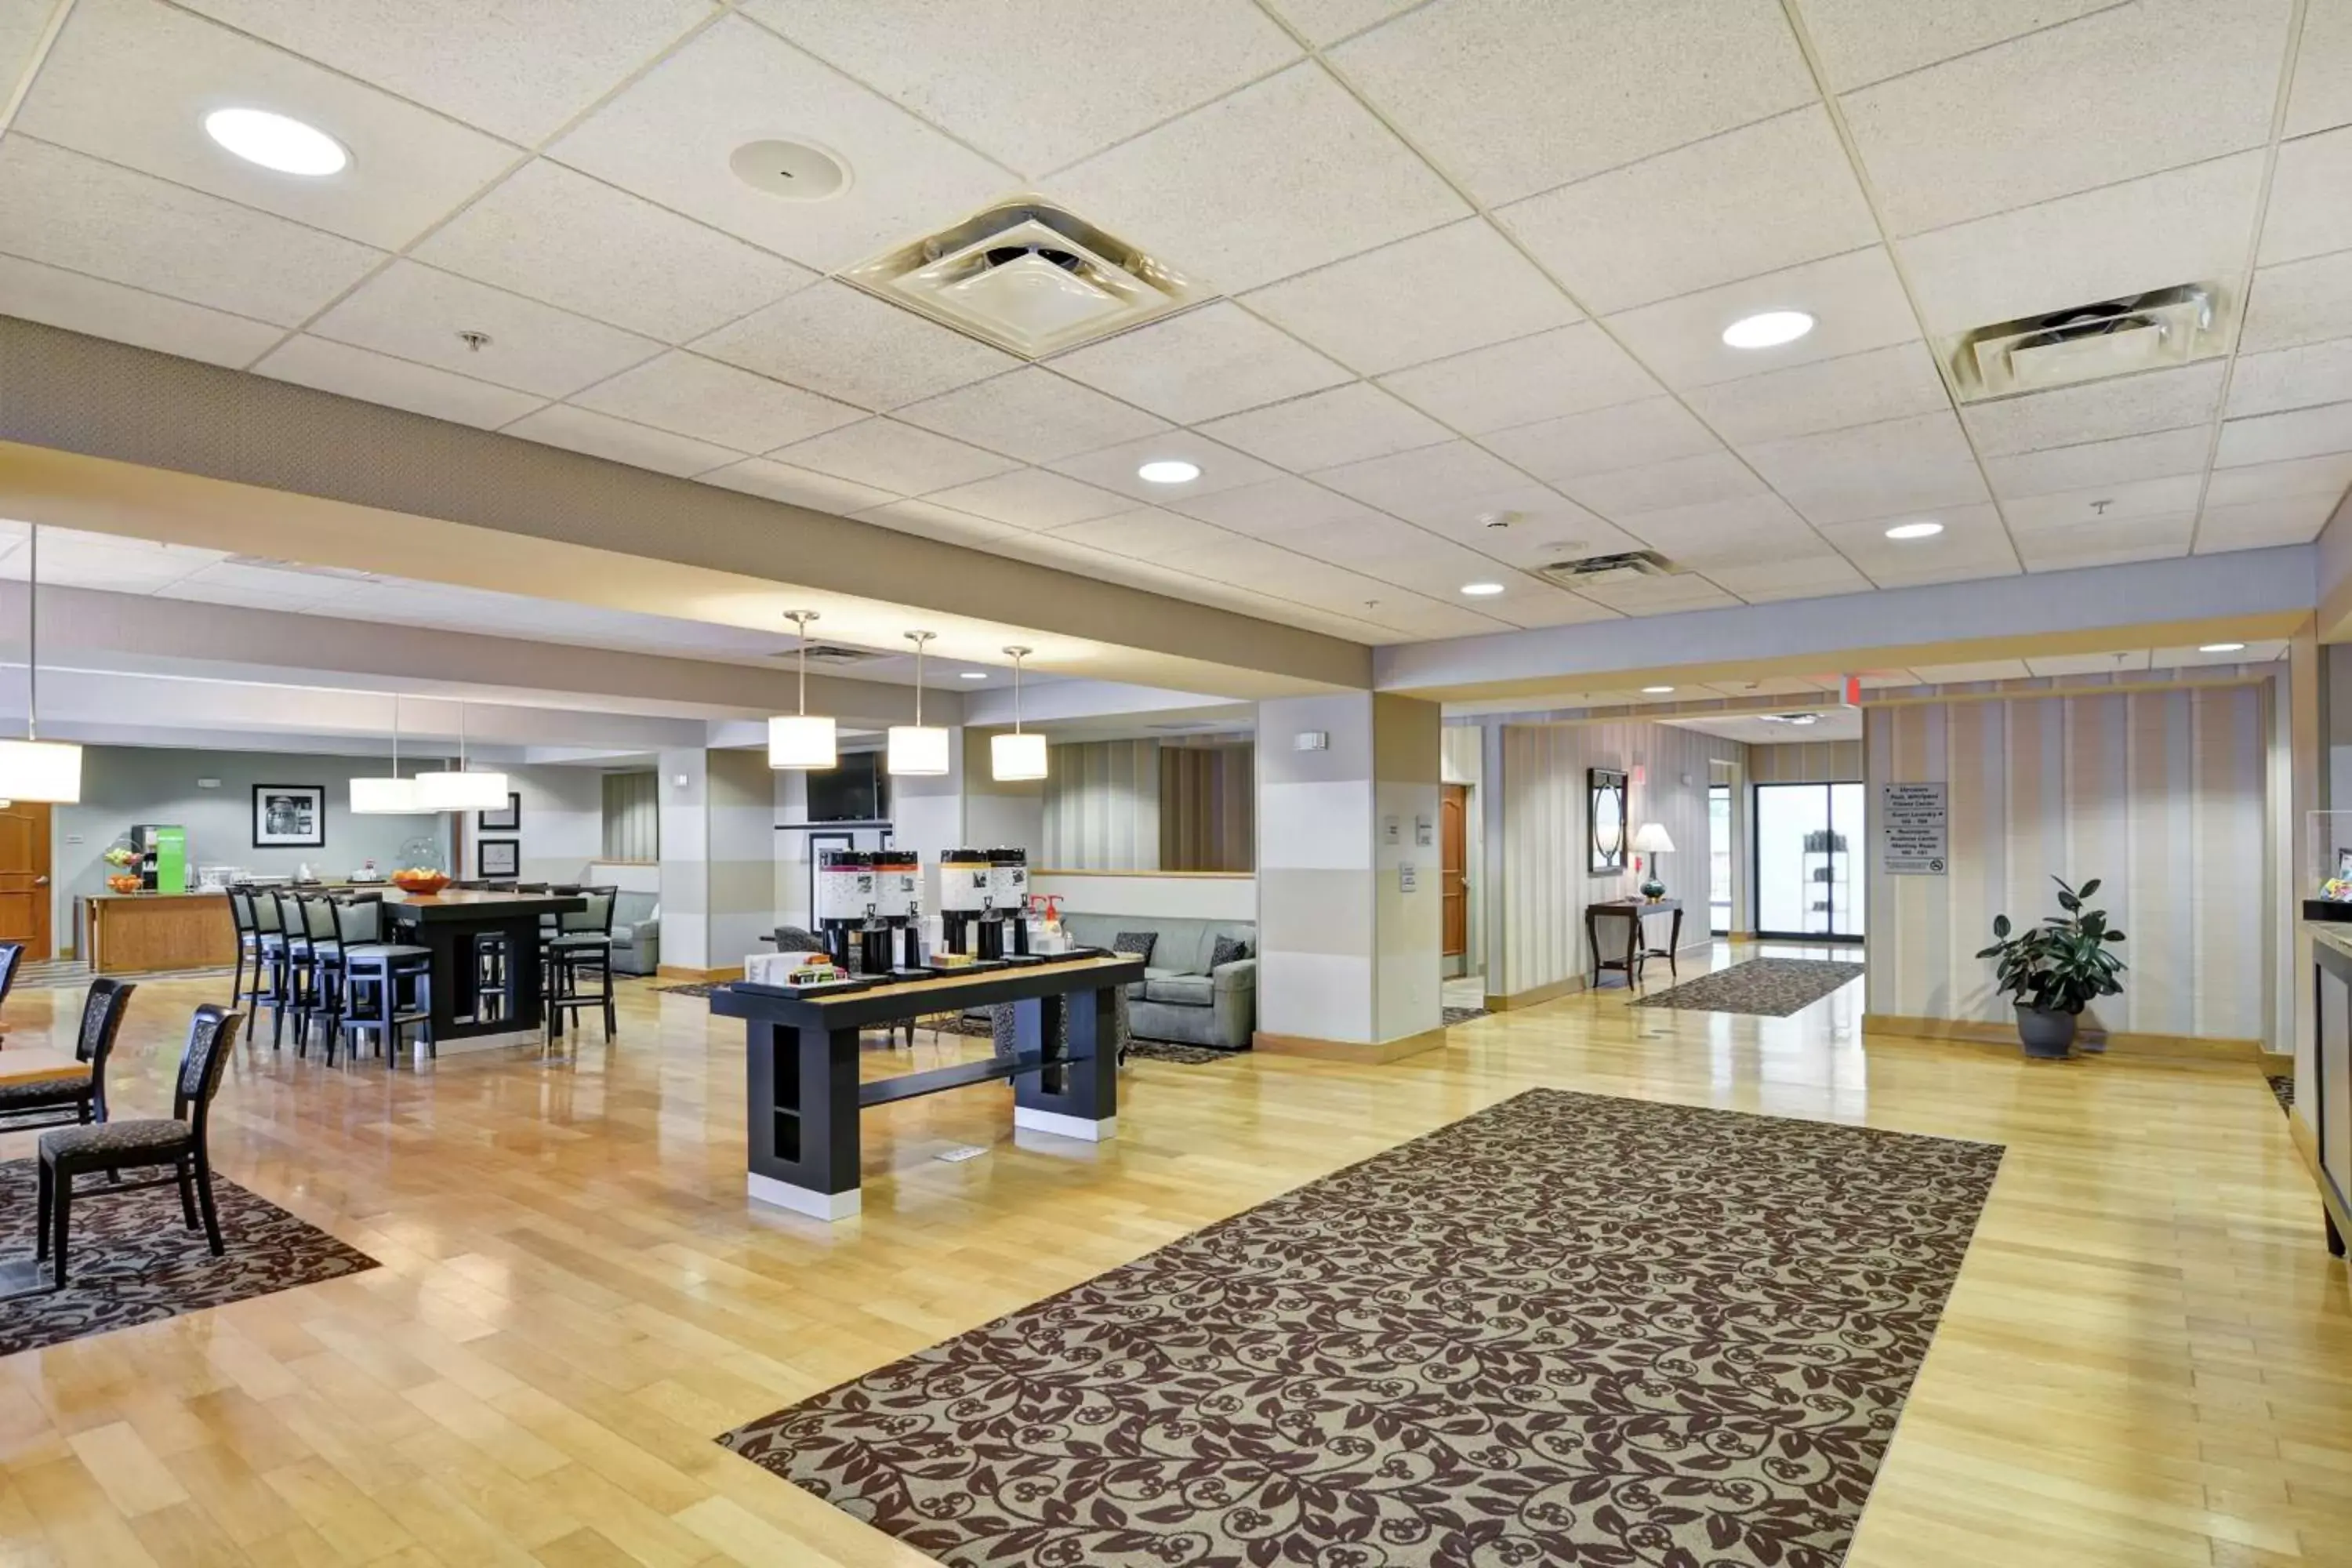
[871,847,924,971]
[815,848,889,975]
[938,849,991,956]
[989,848,1030,957]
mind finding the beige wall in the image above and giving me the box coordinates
[1750,740,1864,783]
[1041,739,1160,870]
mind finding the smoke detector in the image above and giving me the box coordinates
[842,195,1209,358]
[1941,284,2234,402]
[1533,549,1679,589]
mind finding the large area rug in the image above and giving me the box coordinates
[719,1088,2004,1567]
[0,1159,377,1357]
[1632,957,1864,1018]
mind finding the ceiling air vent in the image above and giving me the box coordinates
[768,643,887,666]
[842,195,1210,358]
[1534,550,1679,589]
[1942,284,2234,403]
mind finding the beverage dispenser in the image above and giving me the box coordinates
[938,849,990,956]
[872,848,924,971]
[815,848,878,973]
[988,848,1030,958]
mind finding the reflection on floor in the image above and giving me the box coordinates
[0,938,2325,1568]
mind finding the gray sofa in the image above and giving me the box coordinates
[1066,913,1256,1051]
[608,891,661,975]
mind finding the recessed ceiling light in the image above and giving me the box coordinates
[1137,459,1200,485]
[1721,310,1813,350]
[1884,520,1944,540]
[959,670,989,680]
[1460,582,1505,597]
[1642,685,1675,694]
[203,107,347,176]
[2199,641,2246,653]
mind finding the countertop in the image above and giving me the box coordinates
[2310,920,2352,959]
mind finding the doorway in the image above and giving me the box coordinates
[1708,783,1732,935]
[1754,782,1864,940]
[1441,782,1468,964]
[0,801,52,960]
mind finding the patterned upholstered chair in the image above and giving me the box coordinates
[36,1004,241,1287]
[0,978,134,1134]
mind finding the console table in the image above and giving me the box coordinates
[1586,898,1684,989]
[709,953,1145,1221]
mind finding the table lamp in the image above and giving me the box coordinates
[1632,822,1675,902]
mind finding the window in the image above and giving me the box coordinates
[1708,784,1731,935]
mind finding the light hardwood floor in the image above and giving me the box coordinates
[0,943,2339,1567]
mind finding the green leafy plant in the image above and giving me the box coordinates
[1976,875,2128,1016]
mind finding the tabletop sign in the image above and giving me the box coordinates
[1882,782,1947,875]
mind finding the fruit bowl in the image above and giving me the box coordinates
[105,874,143,894]
[389,869,450,895]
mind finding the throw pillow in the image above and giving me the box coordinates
[1112,931,1158,964]
[1210,935,1251,970]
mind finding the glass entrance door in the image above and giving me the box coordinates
[1754,782,1865,939]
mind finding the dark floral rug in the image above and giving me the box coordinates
[719,1088,2003,1567]
[1631,957,1864,1018]
[0,1159,376,1358]
[2269,1073,2295,1113]
[1443,1004,1490,1025]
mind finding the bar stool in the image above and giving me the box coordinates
[334,898,434,1067]
[227,887,260,1008]
[263,889,305,1049]
[544,887,618,1042]
[289,891,347,1058]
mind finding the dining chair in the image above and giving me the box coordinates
[0,941,23,1044]
[333,896,434,1067]
[0,978,134,1133]
[36,1004,241,1288]
[545,887,618,1041]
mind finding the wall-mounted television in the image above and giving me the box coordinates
[807,750,889,822]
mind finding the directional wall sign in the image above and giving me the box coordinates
[1882,782,1947,875]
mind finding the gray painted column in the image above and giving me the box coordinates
[655,749,708,971]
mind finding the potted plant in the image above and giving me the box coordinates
[1976,876,2126,1058]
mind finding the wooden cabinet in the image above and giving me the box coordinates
[85,895,236,975]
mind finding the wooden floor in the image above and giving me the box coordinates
[0,942,2341,1567]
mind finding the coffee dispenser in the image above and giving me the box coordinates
[872,848,924,971]
[815,848,884,974]
[938,849,991,956]
[988,848,1030,957]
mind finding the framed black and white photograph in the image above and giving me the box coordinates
[477,792,521,832]
[252,784,325,848]
[477,838,519,879]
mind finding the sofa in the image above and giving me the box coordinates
[1065,913,1257,1051]
[608,891,661,975]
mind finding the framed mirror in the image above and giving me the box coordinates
[1588,768,1628,874]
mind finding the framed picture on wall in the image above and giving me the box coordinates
[252,784,325,848]
[1588,768,1628,874]
[477,838,519,879]
[477,792,521,832]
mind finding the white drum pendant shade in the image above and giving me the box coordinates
[415,768,510,812]
[769,713,837,769]
[0,739,81,804]
[887,724,950,776]
[991,731,1045,781]
[350,775,424,814]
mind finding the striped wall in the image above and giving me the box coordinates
[1750,740,1863,783]
[1041,739,1160,869]
[1160,742,1254,871]
[1494,720,1742,1001]
[600,770,659,861]
[655,749,708,969]
[499,764,602,887]
[1865,685,2268,1040]
[706,748,777,970]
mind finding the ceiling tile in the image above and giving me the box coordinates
[891,368,1169,464]
[772,418,1021,495]
[0,253,280,368]
[1328,0,1814,206]
[1708,553,1875,603]
[1568,572,1744,615]
[414,161,814,344]
[1983,427,2213,498]
[695,281,1020,411]
[1045,509,1244,563]
[1792,0,2116,90]
[2011,513,2197,571]
[2023,650,2154,677]
[1436,498,1644,564]
[1683,343,1951,447]
[1841,0,2287,236]
[1907,658,2032,683]
[1602,247,1918,390]
[2204,451,2352,504]
[1160,475,1389,535]
[0,137,383,326]
[175,0,714,145]
[1051,61,1468,293]
[0,0,49,84]
[1898,152,2263,334]
[310,261,662,397]
[922,469,1134,531]
[2243,251,2352,352]
[1196,383,1452,470]
[1045,431,1282,503]
[2262,125,2352,265]
[1311,439,1528,517]
[2287,0,2352,136]
[568,350,862,452]
[1260,0,1419,45]
[2216,401,2352,466]
[852,499,1022,547]
[1280,512,1476,567]
[1817,503,2021,587]
[1499,107,1878,315]
[1610,493,1817,566]
[1743,409,1990,524]
[2000,474,2205,532]
[1483,591,1624,629]
[1047,302,1352,424]
[2198,493,2341,548]
[1480,397,1721,484]
[502,404,738,477]
[253,336,546,429]
[1961,361,2226,454]
[1240,219,1580,376]
[700,458,897,516]
[1377,323,1662,434]
[2227,337,2352,419]
[17,0,517,250]
[742,0,1296,174]
[1559,451,1768,520]
[548,15,1018,272]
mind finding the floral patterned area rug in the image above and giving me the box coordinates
[718,1088,2003,1568]
[1630,957,1864,1018]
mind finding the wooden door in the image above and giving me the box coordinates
[1441,783,1468,959]
[0,802,51,960]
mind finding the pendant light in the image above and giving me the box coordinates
[990,645,1046,782]
[886,630,950,776]
[0,524,82,804]
[350,692,424,814]
[413,699,510,811]
[768,609,837,769]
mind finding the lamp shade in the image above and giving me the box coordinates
[991,731,1047,782]
[768,713,837,770]
[413,768,510,812]
[350,775,426,815]
[1630,822,1675,854]
[886,724,950,777]
[0,739,81,803]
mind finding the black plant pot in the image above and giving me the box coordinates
[2015,1004,2077,1058]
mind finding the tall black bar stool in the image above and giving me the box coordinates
[544,887,618,1041]
[263,889,306,1049]
[227,887,261,1008]
[333,897,434,1066]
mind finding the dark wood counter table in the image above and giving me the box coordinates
[710,953,1145,1221]
[386,889,585,1050]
